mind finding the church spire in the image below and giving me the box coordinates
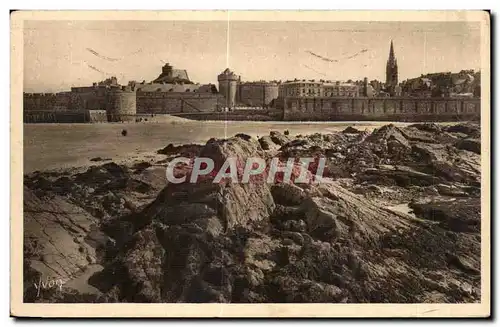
[386,40,399,96]
[388,39,396,64]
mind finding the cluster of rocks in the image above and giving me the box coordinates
[23,122,481,303]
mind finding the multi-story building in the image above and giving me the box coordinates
[322,82,359,97]
[401,70,480,98]
[278,80,323,98]
[278,80,360,98]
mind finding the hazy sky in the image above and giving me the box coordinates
[24,20,481,92]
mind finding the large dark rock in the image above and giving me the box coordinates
[258,136,278,151]
[302,182,415,244]
[271,183,307,206]
[365,124,409,147]
[409,198,481,233]
[342,126,361,134]
[157,143,203,157]
[455,138,481,154]
[269,131,292,146]
[446,123,481,138]
[408,123,443,133]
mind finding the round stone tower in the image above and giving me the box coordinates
[263,83,279,107]
[106,86,137,122]
[217,68,239,109]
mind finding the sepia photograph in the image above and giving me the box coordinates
[10,10,490,317]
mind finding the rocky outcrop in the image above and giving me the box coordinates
[24,188,101,280]
[302,182,415,244]
[157,143,203,157]
[269,131,292,146]
[23,187,109,302]
[23,122,482,304]
[455,138,481,154]
[258,131,294,151]
[258,136,279,151]
[446,123,481,138]
[409,198,481,233]
[342,126,361,134]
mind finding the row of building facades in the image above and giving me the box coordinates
[23,41,481,121]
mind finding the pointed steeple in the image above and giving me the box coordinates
[388,40,396,65]
[386,40,399,96]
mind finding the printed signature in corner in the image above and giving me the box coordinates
[34,276,66,297]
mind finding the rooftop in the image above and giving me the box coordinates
[136,83,216,93]
[152,63,193,84]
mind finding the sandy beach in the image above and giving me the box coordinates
[24,120,447,173]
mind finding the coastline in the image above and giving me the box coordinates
[23,122,482,303]
[23,121,410,173]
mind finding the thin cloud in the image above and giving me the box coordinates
[86,47,144,62]
[87,64,105,74]
[86,48,120,62]
[306,50,338,63]
[306,49,369,63]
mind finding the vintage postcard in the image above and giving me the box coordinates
[10,10,490,318]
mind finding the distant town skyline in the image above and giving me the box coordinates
[24,20,481,93]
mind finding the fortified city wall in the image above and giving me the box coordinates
[237,82,279,107]
[23,93,72,112]
[23,96,481,123]
[69,87,108,111]
[23,111,90,123]
[23,91,224,123]
[279,96,481,121]
[136,93,225,114]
